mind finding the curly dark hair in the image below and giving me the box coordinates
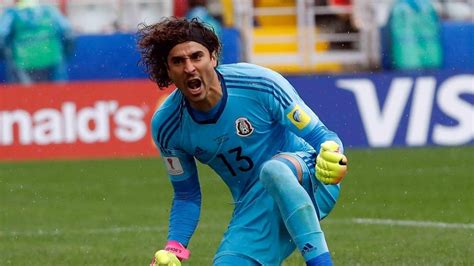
[137,17,221,89]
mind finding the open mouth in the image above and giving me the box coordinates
[187,78,202,90]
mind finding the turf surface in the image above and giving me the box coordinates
[1,146,473,265]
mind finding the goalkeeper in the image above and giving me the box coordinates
[138,17,348,266]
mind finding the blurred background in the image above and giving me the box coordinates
[0,1,473,265]
[0,0,472,159]
[0,0,472,81]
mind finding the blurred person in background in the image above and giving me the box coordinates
[352,0,380,68]
[388,0,442,70]
[185,0,222,40]
[0,0,74,85]
[434,0,473,21]
[313,0,358,50]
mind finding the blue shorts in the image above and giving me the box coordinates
[213,151,340,265]
[287,151,340,220]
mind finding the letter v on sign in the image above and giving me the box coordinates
[337,78,414,147]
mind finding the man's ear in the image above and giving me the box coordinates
[211,51,218,67]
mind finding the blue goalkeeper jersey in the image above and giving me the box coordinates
[151,63,341,245]
[152,63,327,199]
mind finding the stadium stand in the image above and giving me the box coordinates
[0,0,174,33]
[0,0,472,78]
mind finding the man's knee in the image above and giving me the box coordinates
[259,159,292,186]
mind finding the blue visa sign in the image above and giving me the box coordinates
[288,71,473,148]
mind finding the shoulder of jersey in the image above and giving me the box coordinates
[217,62,275,77]
[151,89,185,127]
[150,89,187,150]
[217,63,292,107]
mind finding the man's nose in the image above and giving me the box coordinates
[184,59,196,73]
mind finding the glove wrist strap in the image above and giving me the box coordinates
[165,240,190,260]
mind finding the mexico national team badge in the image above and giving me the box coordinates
[235,117,254,137]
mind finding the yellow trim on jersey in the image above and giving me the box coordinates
[287,104,311,129]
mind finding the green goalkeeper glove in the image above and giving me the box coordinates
[316,140,348,184]
[151,250,181,266]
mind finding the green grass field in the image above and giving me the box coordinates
[1,147,473,265]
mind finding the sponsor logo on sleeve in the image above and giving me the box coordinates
[163,156,184,175]
[287,105,311,129]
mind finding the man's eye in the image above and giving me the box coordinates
[192,54,203,60]
[172,59,182,65]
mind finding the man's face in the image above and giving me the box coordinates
[167,41,218,107]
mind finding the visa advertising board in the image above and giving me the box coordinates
[290,71,473,148]
[0,71,473,160]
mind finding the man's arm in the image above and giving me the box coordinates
[302,121,344,154]
[150,160,200,265]
[257,67,348,184]
[152,130,200,262]
[168,172,202,246]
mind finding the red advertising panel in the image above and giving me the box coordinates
[0,80,172,161]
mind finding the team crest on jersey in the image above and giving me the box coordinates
[235,117,254,137]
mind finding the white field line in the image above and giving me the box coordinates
[1,218,473,238]
[348,218,474,230]
[0,225,167,237]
